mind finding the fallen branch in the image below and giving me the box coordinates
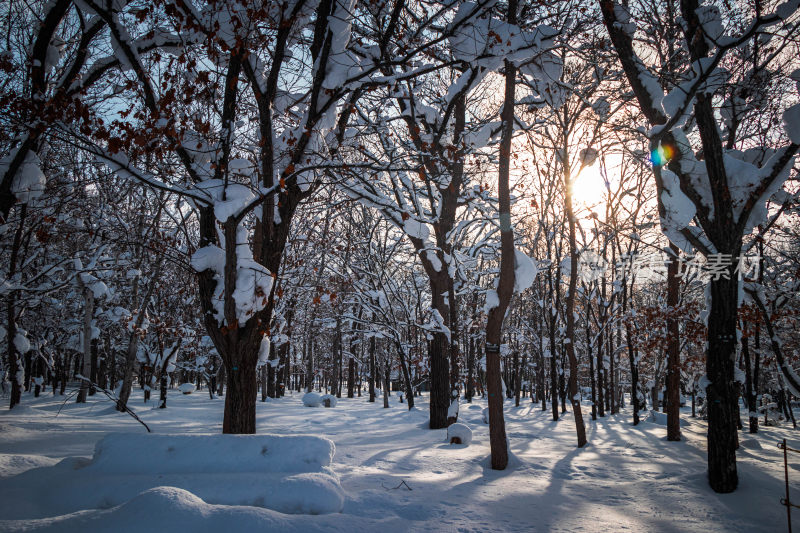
[382,479,412,491]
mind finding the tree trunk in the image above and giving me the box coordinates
[267,342,277,399]
[222,358,258,434]
[159,370,168,409]
[564,151,587,447]
[261,364,268,402]
[217,364,225,397]
[589,322,597,421]
[305,335,313,393]
[89,338,98,396]
[742,327,758,433]
[623,278,640,425]
[514,352,524,407]
[428,329,450,428]
[383,360,390,409]
[484,1,517,467]
[396,345,415,411]
[666,243,681,441]
[597,324,605,418]
[348,357,355,399]
[549,311,559,421]
[466,335,475,403]
[7,204,26,409]
[706,274,739,493]
[368,335,376,403]
[76,284,95,404]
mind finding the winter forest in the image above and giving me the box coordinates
[1,0,800,531]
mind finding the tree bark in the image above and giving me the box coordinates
[76,283,95,404]
[589,321,597,421]
[706,274,739,492]
[368,334,376,402]
[222,358,258,434]
[428,328,450,428]
[514,352,524,407]
[564,144,587,448]
[484,0,518,468]
[666,244,681,440]
[383,359,390,409]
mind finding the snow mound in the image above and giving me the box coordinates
[0,454,59,478]
[0,434,344,519]
[740,438,763,450]
[303,392,322,407]
[178,383,196,395]
[482,408,490,424]
[645,410,689,427]
[0,485,394,533]
[447,423,473,446]
[321,394,338,408]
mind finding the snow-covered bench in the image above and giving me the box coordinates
[0,433,345,520]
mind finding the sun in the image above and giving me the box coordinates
[571,163,609,209]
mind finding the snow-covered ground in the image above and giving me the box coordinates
[0,389,796,532]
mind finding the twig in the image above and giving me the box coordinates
[382,479,412,491]
[61,377,152,433]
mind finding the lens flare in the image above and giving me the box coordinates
[650,144,674,166]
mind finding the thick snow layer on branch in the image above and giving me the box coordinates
[403,218,430,240]
[190,227,273,325]
[205,181,257,222]
[724,145,795,233]
[191,245,225,273]
[484,289,499,312]
[696,4,724,46]
[257,335,271,367]
[449,2,557,68]
[0,150,46,203]
[777,0,800,19]
[613,3,636,36]
[232,257,272,324]
[514,250,538,293]
[659,168,696,234]
[463,121,499,149]
[782,103,800,144]
[521,51,565,108]
[13,332,31,354]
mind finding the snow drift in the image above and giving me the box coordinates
[0,433,344,520]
